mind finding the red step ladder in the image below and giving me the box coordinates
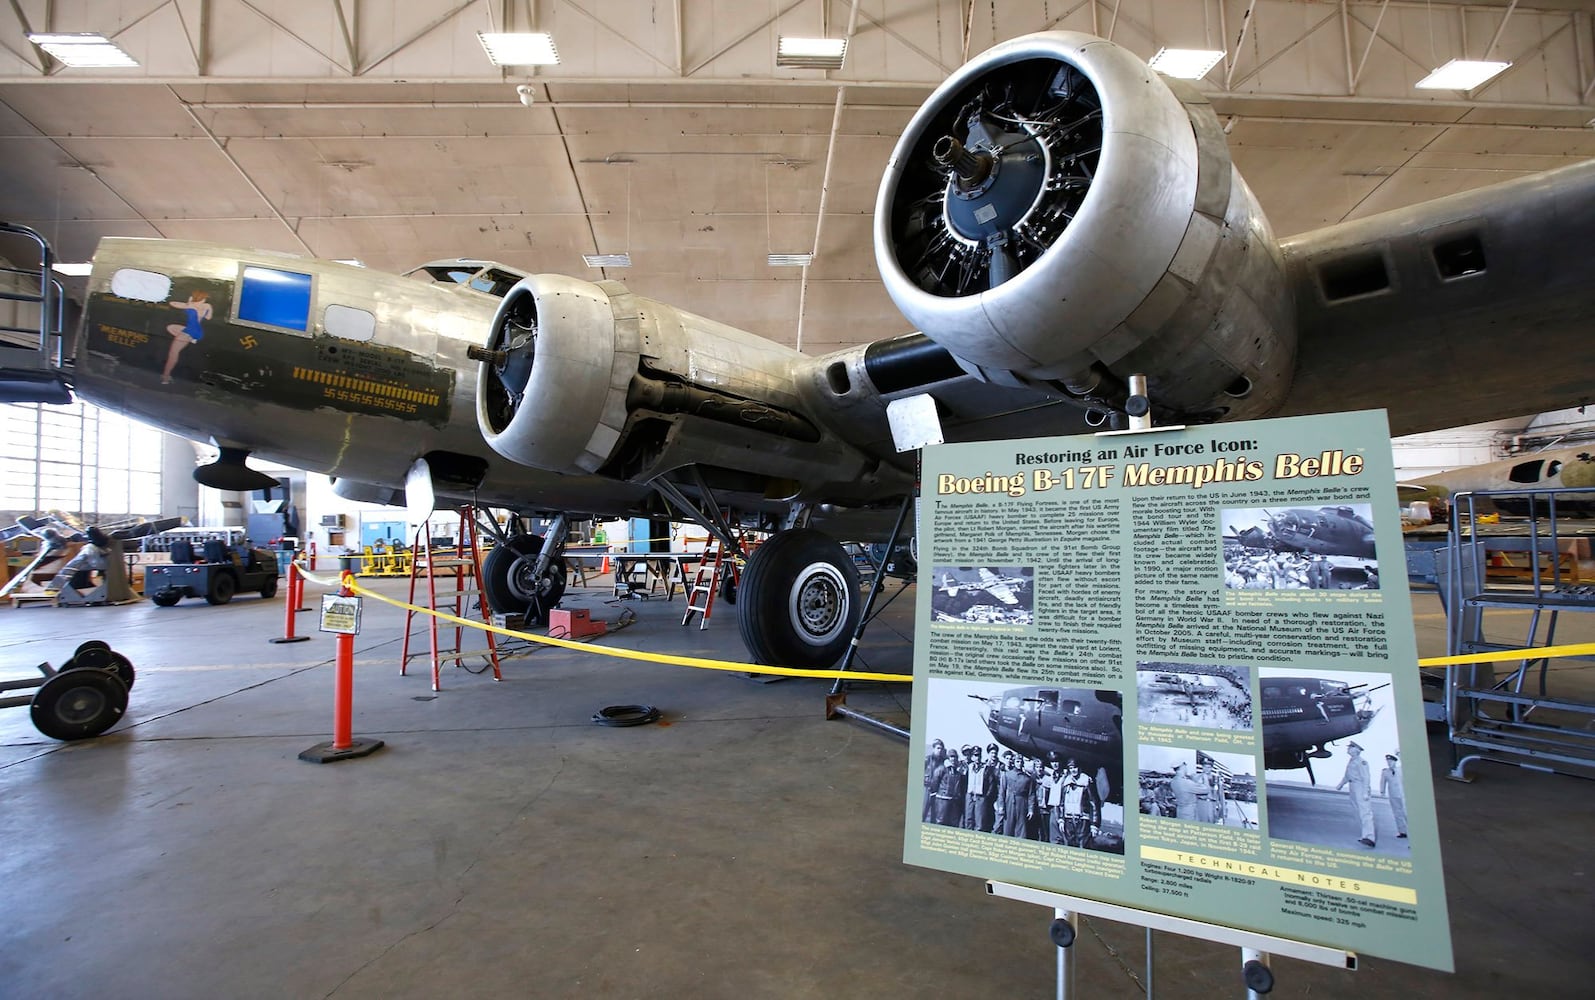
[682,539,746,630]
[401,508,501,690]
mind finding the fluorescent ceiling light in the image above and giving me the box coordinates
[777,36,847,69]
[1147,48,1225,80]
[27,32,138,68]
[333,259,366,268]
[582,253,631,267]
[1415,59,1510,90]
[767,253,814,267]
[478,32,559,66]
[51,261,93,277]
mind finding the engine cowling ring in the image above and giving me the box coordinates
[476,275,636,475]
[875,31,1296,421]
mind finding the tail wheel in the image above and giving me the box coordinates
[737,529,861,668]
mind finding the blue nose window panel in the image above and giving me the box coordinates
[238,265,312,331]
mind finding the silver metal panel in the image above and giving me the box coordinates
[886,395,945,452]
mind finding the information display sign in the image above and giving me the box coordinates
[903,410,1452,971]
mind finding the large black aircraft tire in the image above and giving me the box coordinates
[31,669,128,741]
[481,534,567,626]
[206,571,237,605]
[737,529,861,669]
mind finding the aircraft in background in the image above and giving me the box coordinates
[967,686,1123,802]
[1403,446,1595,519]
[1259,676,1386,784]
[1228,506,1378,559]
[5,30,1595,669]
[937,568,1028,605]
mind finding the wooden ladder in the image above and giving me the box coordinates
[401,507,501,690]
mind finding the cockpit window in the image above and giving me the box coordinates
[419,266,480,285]
[237,265,312,332]
[406,261,526,297]
[468,269,524,298]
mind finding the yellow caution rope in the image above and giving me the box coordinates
[300,567,912,683]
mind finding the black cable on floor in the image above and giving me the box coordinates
[591,704,661,727]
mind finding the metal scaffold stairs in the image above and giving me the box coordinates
[682,539,738,630]
[0,222,73,405]
[401,507,501,690]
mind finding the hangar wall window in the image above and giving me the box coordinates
[237,265,312,332]
[0,400,163,520]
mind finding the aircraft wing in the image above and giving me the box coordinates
[54,31,1595,546]
[1272,162,1595,437]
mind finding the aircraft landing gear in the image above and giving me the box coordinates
[737,528,861,669]
[481,532,568,626]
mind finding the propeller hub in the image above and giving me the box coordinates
[941,133,1047,246]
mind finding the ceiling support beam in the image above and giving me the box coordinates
[1230,9,1339,92]
[686,0,800,77]
[4,0,46,73]
[795,84,846,353]
[334,0,358,75]
[360,0,478,77]
[560,0,678,76]
[1225,0,1260,91]
[173,85,315,256]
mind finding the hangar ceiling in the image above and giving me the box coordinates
[4,0,1595,361]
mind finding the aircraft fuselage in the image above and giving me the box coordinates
[72,240,663,517]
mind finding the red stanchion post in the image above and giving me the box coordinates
[294,558,310,613]
[269,561,310,644]
[333,623,354,749]
[299,573,384,763]
[308,540,317,571]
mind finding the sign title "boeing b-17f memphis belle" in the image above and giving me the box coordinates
[7,31,1595,670]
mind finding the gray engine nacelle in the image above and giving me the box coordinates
[476,274,901,503]
[875,31,1295,422]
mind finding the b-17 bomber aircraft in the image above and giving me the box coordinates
[1259,676,1386,784]
[967,686,1124,802]
[937,568,1029,606]
[7,30,1595,669]
[1230,506,1378,560]
[1405,446,1595,518]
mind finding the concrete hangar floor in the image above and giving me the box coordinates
[0,575,1590,998]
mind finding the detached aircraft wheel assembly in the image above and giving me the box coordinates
[29,667,129,741]
[2,642,135,741]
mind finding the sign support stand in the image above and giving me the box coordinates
[988,880,1355,999]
